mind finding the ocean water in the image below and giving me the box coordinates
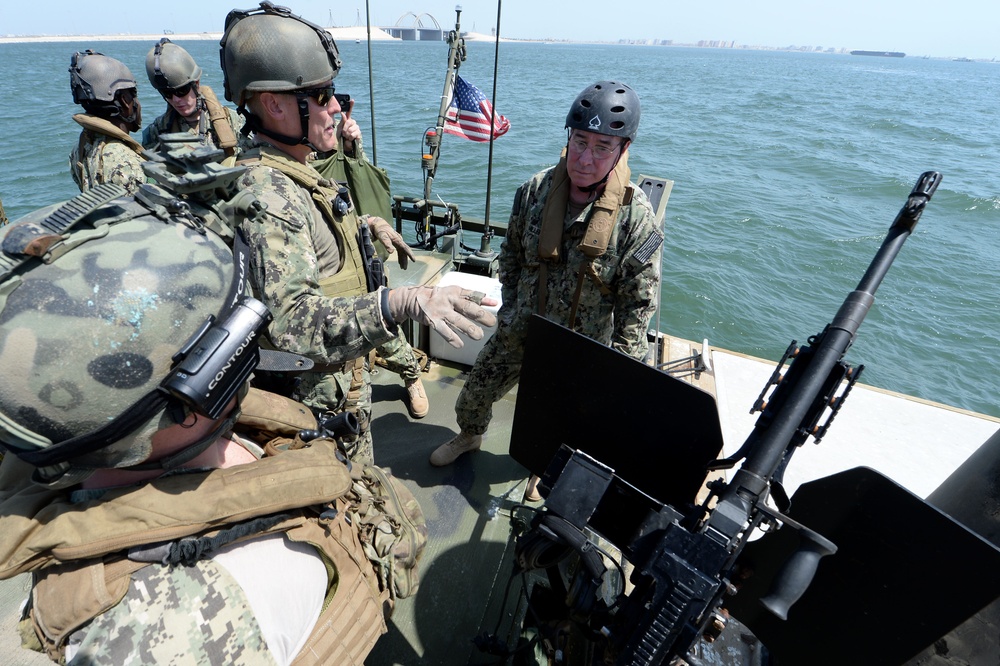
[1,38,998,419]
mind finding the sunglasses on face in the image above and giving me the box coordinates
[294,84,336,107]
[161,83,194,99]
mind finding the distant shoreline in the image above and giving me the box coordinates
[0,26,510,44]
[0,30,992,60]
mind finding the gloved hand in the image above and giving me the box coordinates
[387,286,498,348]
[369,217,416,269]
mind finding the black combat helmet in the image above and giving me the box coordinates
[565,80,640,143]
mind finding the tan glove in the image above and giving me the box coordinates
[369,217,416,269]
[387,286,497,348]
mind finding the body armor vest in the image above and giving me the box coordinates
[255,147,369,300]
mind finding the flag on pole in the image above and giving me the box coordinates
[443,75,511,142]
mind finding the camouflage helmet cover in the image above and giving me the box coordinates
[69,50,138,105]
[565,80,641,142]
[220,2,342,105]
[146,38,203,91]
[0,208,234,481]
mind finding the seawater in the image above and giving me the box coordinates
[1,39,998,419]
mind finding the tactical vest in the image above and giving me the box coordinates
[0,396,389,665]
[200,85,239,155]
[251,146,370,300]
[70,113,145,186]
[536,150,634,327]
[242,147,372,415]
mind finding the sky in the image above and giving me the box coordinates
[1,0,998,60]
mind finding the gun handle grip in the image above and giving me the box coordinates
[760,529,837,620]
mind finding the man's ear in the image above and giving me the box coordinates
[257,92,286,121]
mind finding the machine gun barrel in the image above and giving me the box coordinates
[614,172,941,666]
[711,171,942,538]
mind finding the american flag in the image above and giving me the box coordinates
[443,75,511,142]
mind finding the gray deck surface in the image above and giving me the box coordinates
[365,359,531,665]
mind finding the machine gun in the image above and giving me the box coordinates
[506,172,945,665]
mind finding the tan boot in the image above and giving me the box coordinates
[525,475,543,502]
[405,377,429,419]
[429,431,482,466]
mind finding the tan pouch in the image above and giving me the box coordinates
[237,387,317,443]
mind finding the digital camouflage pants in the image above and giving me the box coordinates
[454,326,525,436]
[300,330,420,465]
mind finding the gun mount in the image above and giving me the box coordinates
[487,172,1000,665]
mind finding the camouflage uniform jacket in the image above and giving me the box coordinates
[141,91,246,152]
[499,165,662,360]
[68,114,145,195]
[238,144,392,367]
[0,439,389,665]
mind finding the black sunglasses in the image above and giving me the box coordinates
[295,85,336,107]
[161,82,194,99]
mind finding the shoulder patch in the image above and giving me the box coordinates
[630,230,664,266]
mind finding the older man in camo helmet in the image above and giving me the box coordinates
[220,2,496,465]
[430,81,663,491]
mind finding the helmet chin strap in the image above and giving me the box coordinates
[240,95,317,150]
[576,171,611,197]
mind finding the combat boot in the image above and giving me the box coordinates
[525,475,542,502]
[405,377,429,419]
[429,431,482,466]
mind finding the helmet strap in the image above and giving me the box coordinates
[20,390,171,469]
[122,405,242,473]
[239,98,315,150]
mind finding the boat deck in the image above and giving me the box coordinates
[1,328,997,665]
[365,357,528,665]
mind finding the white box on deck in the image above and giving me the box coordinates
[428,272,502,366]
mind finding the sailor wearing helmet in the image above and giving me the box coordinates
[430,81,664,481]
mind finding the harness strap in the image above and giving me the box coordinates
[201,85,239,155]
[534,150,632,321]
[71,114,145,154]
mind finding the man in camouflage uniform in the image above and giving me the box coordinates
[0,131,492,664]
[312,119,430,419]
[430,81,663,478]
[67,50,146,194]
[221,3,494,463]
[141,38,247,157]
[0,190,372,665]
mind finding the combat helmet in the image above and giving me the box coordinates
[69,50,142,131]
[565,80,641,143]
[146,38,203,93]
[220,1,341,105]
[0,180,270,488]
[219,1,341,147]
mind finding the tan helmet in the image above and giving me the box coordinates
[69,50,137,104]
[0,183,268,487]
[146,38,203,92]
[219,1,341,106]
[69,50,142,130]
